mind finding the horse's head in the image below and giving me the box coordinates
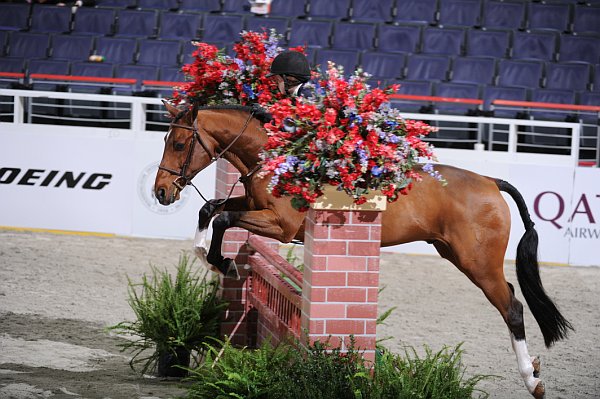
[154,101,217,205]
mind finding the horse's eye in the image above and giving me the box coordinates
[174,142,186,151]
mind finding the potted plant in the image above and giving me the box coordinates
[109,252,227,377]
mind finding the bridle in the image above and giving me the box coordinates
[158,108,258,203]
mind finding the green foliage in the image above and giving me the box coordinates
[108,252,228,375]
[182,339,491,399]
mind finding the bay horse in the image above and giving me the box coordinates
[154,102,572,398]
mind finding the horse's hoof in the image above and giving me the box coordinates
[224,258,240,280]
[531,356,541,378]
[532,380,545,399]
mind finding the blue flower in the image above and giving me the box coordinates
[371,166,384,177]
[234,58,246,72]
[242,84,256,99]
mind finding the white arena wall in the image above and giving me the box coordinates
[1,116,598,267]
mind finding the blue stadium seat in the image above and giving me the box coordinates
[222,0,251,14]
[394,0,438,25]
[573,4,600,35]
[377,24,422,54]
[31,4,71,33]
[138,0,179,10]
[405,54,451,81]
[71,61,114,77]
[95,0,137,7]
[434,82,481,115]
[497,59,544,89]
[315,49,359,75]
[270,0,306,17]
[511,30,558,62]
[307,0,351,20]
[73,7,115,36]
[116,9,158,38]
[115,64,159,93]
[28,59,70,75]
[390,80,435,112]
[545,62,591,92]
[465,29,510,58]
[559,34,600,64]
[421,27,465,56]
[158,12,202,40]
[95,37,137,64]
[202,14,244,44]
[437,0,482,28]
[0,3,30,31]
[159,66,185,82]
[137,39,181,67]
[595,64,600,92]
[179,0,221,13]
[361,51,405,80]
[481,0,525,30]
[350,0,394,23]
[289,19,333,49]
[181,40,197,65]
[527,2,570,32]
[0,57,25,73]
[51,35,94,61]
[245,16,289,37]
[451,56,496,85]
[332,22,376,50]
[578,92,600,122]
[529,88,577,147]
[0,31,9,55]
[7,32,50,59]
[482,85,528,117]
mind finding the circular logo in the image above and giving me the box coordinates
[137,162,190,214]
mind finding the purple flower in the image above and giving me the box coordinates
[371,166,384,176]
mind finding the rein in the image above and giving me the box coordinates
[158,108,257,204]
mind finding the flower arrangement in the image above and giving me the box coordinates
[173,30,445,212]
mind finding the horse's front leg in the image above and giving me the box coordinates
[193,197,249,270]
[206,208,299,279]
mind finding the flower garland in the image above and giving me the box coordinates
[173,30,445,212]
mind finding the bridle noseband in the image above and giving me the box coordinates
[158,108,257,203]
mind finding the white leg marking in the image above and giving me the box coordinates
[510,332,541,394]
[193,226,210,268]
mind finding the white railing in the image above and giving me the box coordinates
[0,89,586,166]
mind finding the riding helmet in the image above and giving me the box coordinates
[267,51,311,82]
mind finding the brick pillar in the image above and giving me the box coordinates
[301,190,384,364]
[215,159,253,346]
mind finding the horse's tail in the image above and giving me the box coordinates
[496,179,573,347]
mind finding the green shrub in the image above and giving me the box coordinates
[109,252,228,375]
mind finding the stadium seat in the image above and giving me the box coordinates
[7,32,50,59]
[180,40,198,65]
[315,49,359,75]
[114,64,159,93]
[29,59,70,76]
[559,34,600,64]
[95,0,137,7]
[531,88,576,121]
[178,0,221,13]
[245,16,289,37]
[306,0,352,20]
[289,19,333,49]
[377,24,422,54]
[51,35,94,61]
[394,0,438,25]
[159,66,185,82]
[572,4,600,35]
[437,0,482,28]
[71,61,114,78]
[595,64,600,92]
[350,0,394,23]
[578,92,600,122]
[511,30,558,62]
[31,4,71,33]
[527,2,570,32]
[451,56,496,85]
[269,0,307,17]
[0,3,31,31]
[332,22,376,50]
[405,54,451,81]
[389,79,435,112]
[497,59,544,89]
[545,62,591,92]
[482,85,528,117]
[222,0,251,14]
[137,39,181,67]
[72,7,115,36]
[421,26,465,56]
[158,12,201,40]
[361,51,405,80]
[138,0,179,10]
[0,31,9,55]
[465,29,510,58]
[95,37,137,64]
[202,14,244,44]
[481,0,525,30]
[434,81,481,115]
[115,9,158,38]
[0,57,25,73]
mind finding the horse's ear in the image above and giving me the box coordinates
[163,100,179,117]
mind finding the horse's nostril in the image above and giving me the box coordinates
[156,188,166,202]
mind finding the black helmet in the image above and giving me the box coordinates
[268,51,311,82]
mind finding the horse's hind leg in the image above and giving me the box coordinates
[434,242,544,398]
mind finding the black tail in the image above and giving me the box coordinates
[496,179,573,347]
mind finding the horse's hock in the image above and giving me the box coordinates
[217,159,383,362]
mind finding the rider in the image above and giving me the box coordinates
[266,50,312,98]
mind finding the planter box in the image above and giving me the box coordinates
[311,187,387,211]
